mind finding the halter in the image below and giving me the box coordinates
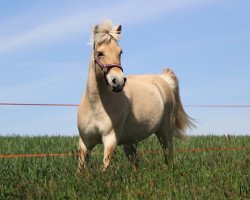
[94,55,123,74]
[93,50,123,85]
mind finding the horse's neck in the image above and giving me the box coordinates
[86,54,107,105]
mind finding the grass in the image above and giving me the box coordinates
[0,135,249,199]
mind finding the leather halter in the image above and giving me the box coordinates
[94,55,123,74]
[94,53,123,85]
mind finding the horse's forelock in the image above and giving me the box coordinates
[92,20,121,46]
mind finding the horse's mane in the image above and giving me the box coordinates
[92,20,121,46]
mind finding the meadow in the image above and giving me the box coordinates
[0,135,249,199]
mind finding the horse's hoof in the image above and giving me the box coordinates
[102,167,107,172]
[76,167,83,175]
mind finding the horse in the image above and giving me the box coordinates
[77,20,193,171]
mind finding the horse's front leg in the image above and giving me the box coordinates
[77,137,93,173]
[102,131,117,171]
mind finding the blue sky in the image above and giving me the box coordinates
[0,0,249,136]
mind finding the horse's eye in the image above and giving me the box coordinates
[97,51,104,56]
[119,50,123,56]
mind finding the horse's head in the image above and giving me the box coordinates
[93,21,126,92]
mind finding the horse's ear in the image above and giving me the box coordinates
[113,25,122,34]
[94,25,99,35]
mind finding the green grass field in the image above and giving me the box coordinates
[0,135,249,199]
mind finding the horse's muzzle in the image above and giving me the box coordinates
[112,77,126,92]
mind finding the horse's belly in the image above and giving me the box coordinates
[119,108,163,144]
[119,127,155,144]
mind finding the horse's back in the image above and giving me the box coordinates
[125,74,174,104]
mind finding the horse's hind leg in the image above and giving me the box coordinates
[156,132,173,165]
[123,144,139,167]
[156,114,174,165]
[77,137,92,173]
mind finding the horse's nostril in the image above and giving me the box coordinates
[112,78,117,84]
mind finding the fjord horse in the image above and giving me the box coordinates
[77,20,193,171]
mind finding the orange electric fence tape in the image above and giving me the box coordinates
[0,146,249,159]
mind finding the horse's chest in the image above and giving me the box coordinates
[83,111,112,136]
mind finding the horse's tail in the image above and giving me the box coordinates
[161,68,194,140]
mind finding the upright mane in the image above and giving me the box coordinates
[92,20,122,46]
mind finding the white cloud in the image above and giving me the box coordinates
[0,0,214,54]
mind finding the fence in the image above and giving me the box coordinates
[0,146,249,159]
[0,102,249,158]
[1,102,250,107]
